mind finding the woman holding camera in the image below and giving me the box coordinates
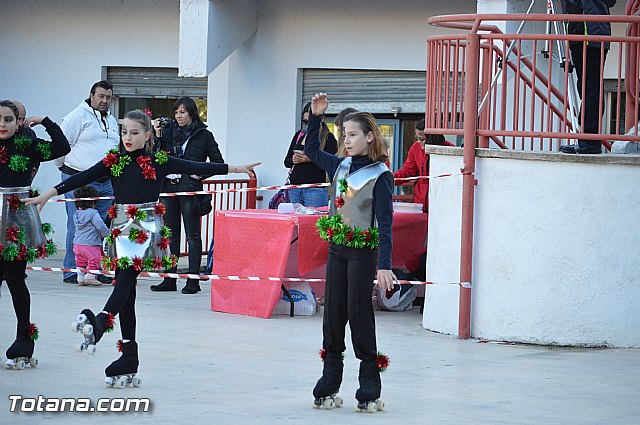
[150,97,224,294]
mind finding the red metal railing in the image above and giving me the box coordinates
[426,12,640,339]
[179,176,257,256]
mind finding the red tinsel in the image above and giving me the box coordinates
[345,230,355,242]
[141,165,157,180]
[364,230,371,243]
[0,146,8,163]
[102,152,119,167]
[16,244,27,261]
[110,228,122,239]
[141,108,153,118]
[6,226,20,243]
[334,196,345,209]
[126,205,139,219]
[37,244,47,258]
[116,339,124,352]
[28,323,39,340]
[152,256,164,269]
[132,256,143,271]
[7,195,23,212]
[107,204,118,219]
[154,203,166,216]
[109,257,119,270]
[376,352,390,373]
[136,156,152,167]
[105,312,116,332]
[134,230,149,244]
[319,348,327,361]
[158,237,170,250]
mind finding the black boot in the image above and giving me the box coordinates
[105,341,139,377]
[181,279,201,294]
[355,360,382,403]
[150,278,177,292]
[81,309,114,345]
[313,353,344,399]
[6,323,35,359]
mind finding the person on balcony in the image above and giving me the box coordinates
[150,97,224,294]
[560,0,617,154]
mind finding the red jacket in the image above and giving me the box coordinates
[393,140,454,212]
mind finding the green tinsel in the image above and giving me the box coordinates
[35,142,52,160]
[154,150,169,165]
[110,155,132,177]
[338,178,348,194]
[2,244,19,261]
[26,248,38,263]
[160,226,172,238]
[162,254,177,270]
[142,257,154,269]
[30,188,40,197]
[41,222,53,235]
[135,210,147,221]
[13,136,33,151]
[117,257,132,269]
[45,240,57,256]
[316,213,379,249]
[101,256,113,270]
[9,155,30,173]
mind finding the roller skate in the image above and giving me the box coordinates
[312,350,344,410]
[71,309,115,355]
[5,323,38,370]
[354,359,384,413]
[105,340,141,389]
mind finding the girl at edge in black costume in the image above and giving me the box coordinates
[27,110,259,385]
[0,100,71,368]
[305,93,397,412]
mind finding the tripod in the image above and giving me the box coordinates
[478,0,581,136]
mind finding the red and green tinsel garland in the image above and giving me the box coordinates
[316,214,379,249]
[136,155,157,180]
[117,339,124,352]
[107,204,118,219]
[126,205,147,221]
[376,352,390,373]
[105,228,122,245]
[7,195,25,212]
[28,323,39,341]
[102,149,132,177]
[154,202,166,216]
[100,254,178,271]
[319,348,345,361]
[104,312,116,334]
[128,228,149,244]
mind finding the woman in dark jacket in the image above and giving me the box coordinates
[150,97,224,294]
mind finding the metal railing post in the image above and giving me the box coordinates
[459,33,480,339]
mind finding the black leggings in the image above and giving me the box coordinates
[0,260,30,337]
[322,244,378,362]
[103,268,140,341]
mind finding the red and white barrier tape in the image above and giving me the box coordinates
[25,266,470,287]
[48,172,469,203]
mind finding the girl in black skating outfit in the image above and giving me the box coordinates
[0,100,71,368]
[304,94,397,411]
[28,110,259,383]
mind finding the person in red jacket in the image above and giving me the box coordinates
[393,119,454,212]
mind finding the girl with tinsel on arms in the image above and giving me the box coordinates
[0,100,70,369]
[27,110,259,387]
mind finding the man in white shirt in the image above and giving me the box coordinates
[59,80,120,284]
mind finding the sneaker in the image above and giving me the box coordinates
[63,275,78,284]
[96,274,113,284]
[83,274,102,286]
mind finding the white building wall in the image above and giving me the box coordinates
[0,0,180,244]
[425,148,640,347]
[207,0,476,206]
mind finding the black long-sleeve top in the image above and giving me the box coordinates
[304,113,393,270]
[54,148,229,204]
[284,128,338,184]
[0,117,70,187]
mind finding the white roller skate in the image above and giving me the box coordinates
[355,399,385,413]
[105,374,142,389]
[312,393,343,409]
[5,356,38,370]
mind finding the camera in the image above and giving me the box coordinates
[158,117,174,128]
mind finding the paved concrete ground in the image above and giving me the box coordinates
[1,255,639,424]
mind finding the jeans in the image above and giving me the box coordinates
[288,187,328,208]
[62,172,113,279]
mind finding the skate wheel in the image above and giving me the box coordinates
[376,399,384,411]
[86,345,97,355]
[115,376,127,389]
[131,376,142,387]
[323,398,334,409]
[83,324,93,336]
[29,358,38,368]
[334,396,343,408]
[5,359,14,369]
[312,400,320,409]
[75,342,84,352]
[77,313,87,323]
[105,376,114,387]
[366,402,377,413]
[71,321,80,332]
[16,359,26,370]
